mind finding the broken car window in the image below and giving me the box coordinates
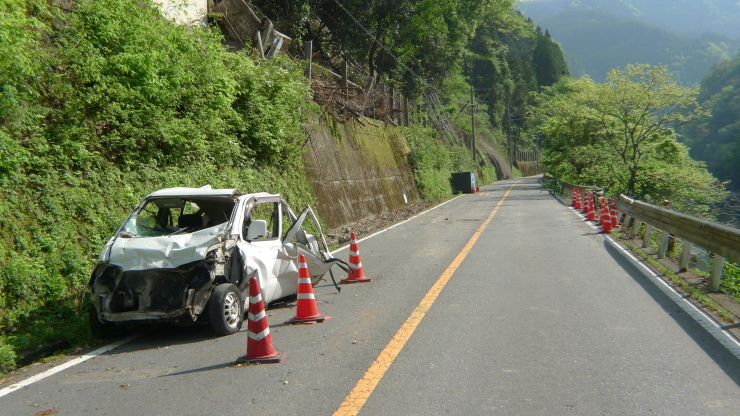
[121,198,235,238]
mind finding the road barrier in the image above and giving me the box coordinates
[616,195,740,292]
[543,175,740,293]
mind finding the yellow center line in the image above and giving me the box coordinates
[333,180,520,416]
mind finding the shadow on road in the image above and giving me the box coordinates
[160,361,236,377]
[90,294,302,357]
[604,240,740,387]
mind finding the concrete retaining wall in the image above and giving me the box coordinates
[302,117,420,229]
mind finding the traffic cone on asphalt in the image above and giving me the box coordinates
[573,190,582,210]
[341,232,372,284]
[610,199,620,228]
[586,195,597,221]
[285,255,328,325]
[582,193,590,214]
[236,276,282,365]
[600,206,613,233]
[598,198,608,226]
[570,189,577,207]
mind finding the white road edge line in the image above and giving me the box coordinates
[564,204,740,358]
[604,236,740,355]
[0,334,139,399]
[330,194,464,255]
[0,183,495,398]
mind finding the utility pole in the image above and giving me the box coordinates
[471,84,476,167]
[507,105,512,168]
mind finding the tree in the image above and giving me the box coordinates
[301,0,518,96]
[678,55,740,191]
[532,27,569,88]
[535,64,726,211]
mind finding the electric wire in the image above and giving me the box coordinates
[330,0,478,108]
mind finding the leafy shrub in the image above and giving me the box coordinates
[0,0,314,373]
[722,261,740,302]
[403,126,455,200]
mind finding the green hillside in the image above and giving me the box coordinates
[678,55,740,192]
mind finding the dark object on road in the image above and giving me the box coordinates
[451,172,479,194]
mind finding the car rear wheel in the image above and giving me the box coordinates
[209,284,243,336]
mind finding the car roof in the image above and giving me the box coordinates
[147,186,243,199]
[145,187,283,201]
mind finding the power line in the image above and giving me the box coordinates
[330,0,476,108]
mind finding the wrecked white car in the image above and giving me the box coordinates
[89,186,349,336]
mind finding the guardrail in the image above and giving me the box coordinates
[543,175,740,293]
[616,195,740,292]
[542,176,601,196]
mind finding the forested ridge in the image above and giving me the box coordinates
[519,0,739,85]
[678,55,740,193]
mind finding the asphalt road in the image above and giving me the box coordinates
[2,176,739,415]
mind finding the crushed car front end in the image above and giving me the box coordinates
[89,187,242,331]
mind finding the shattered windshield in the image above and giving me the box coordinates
[120,197,236,238]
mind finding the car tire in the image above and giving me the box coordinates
[209,284,243,336]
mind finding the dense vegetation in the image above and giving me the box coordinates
[678,54,740,192]
[520,0,739,85]
[252,0,568,146]
[0,0,317,372]
[534,64,727,214]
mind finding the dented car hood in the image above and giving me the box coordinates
[106,224,229,271]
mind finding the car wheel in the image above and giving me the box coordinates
[209,284,243,336]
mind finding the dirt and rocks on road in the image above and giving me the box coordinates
[324,200,435,247]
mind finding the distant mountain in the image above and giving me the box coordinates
[520,0,740,38]
[518,0,740,84]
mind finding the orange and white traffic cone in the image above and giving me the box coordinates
[570,189,577,207]
[285,255,328,325]
[600,198,613,233]
[598,198,608,226]
[573,190,582,210]
[610,199,620,228]
[586,195,597,221]
[600,207,613,233]
[341,232,372,284]
[236,276,282,364]
[582,193,590,214]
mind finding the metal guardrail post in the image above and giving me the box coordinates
[632,219,641,237]
[642,224,653,248]
[657,230,670,259]
[679,241,692,273]
[709,255,725,293]
[341,60,349,90]
[256,31,265,59]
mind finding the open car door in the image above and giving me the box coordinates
[280,206,352,285]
